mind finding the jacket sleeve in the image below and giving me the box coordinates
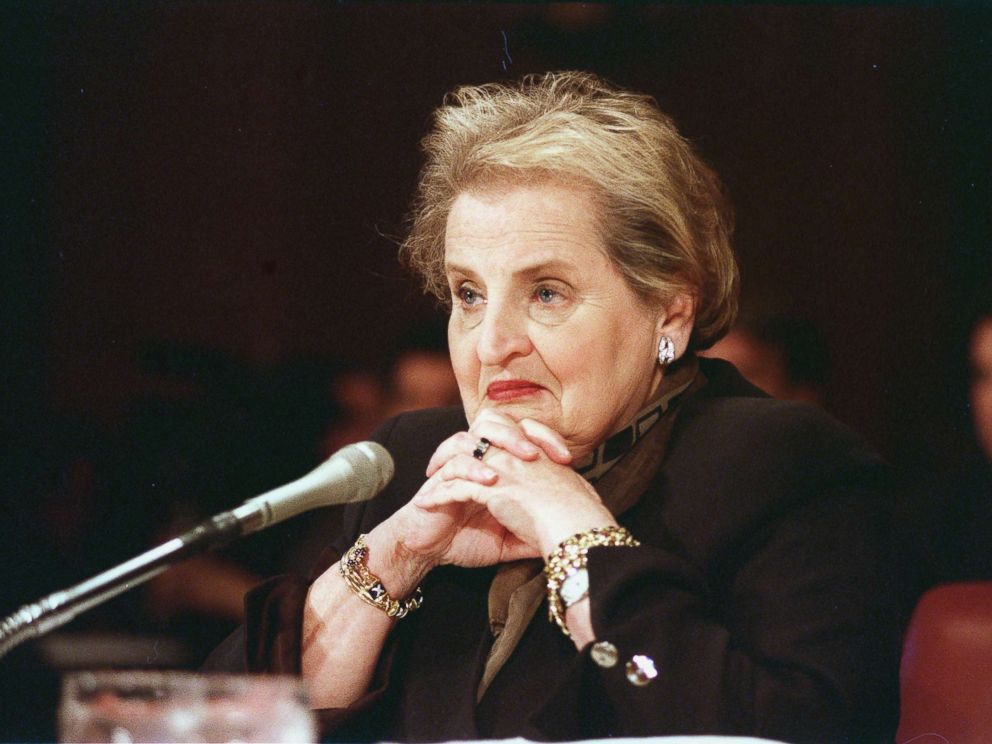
[536,402,900,744]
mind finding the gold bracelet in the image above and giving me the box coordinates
[545,525,640,637]
[339,534,424,619]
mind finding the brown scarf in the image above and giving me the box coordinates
[477,355,703,701]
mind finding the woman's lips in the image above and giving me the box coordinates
[486,380,543,401]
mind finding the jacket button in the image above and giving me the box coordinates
[590,641,618,668]
[625,654,658,686]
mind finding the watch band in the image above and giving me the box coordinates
[544,525,640,637]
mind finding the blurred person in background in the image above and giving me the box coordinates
[319,324,460,457]
[206,72,899,742]
[380,323,462,420]
[899,307,992,599]
[293,324,461,575]
[319,327,460,459]
[113,346,344,659]
[320,365,387,457]
[701,315,830,406]
[970,312,992,462]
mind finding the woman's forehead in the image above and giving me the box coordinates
[443,183,609,269]
[447,181,597,226]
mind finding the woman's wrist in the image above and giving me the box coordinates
[544,524,640,639]
[538,509,618,559]
[363,524,435,599]
[564,597,596,648]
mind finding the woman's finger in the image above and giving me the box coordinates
[519,418,573,464]
[414,471,490,509]
[437,453,498,485]
[425,431,478,476]
[472,409,571,463]
[497,533,542,562]
[467,419,542,461]
[425,421,540,477]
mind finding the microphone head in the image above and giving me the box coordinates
[240,441,395,529]
[334,441,395,503]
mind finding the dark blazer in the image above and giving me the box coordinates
[206,359,900,743]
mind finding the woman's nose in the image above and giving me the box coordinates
[476,303,533,366]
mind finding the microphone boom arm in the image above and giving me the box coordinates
[0,509,245,660]
[0,441,393,660]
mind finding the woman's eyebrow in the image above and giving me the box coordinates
[444,258,578,279]
[443,262,477,279]
[514,259,578,278]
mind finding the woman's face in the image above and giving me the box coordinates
[444,180,687,457]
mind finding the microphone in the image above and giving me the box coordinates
[232,441,394,537]
[0,441,394,659]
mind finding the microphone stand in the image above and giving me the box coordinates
[0,501,267,660]
[0,440,392,661]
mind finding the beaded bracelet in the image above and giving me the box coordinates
[339,534,424,619]
[545,525,640,637]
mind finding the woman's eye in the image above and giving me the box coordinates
[457,286,484,307]
[534,285,564,305]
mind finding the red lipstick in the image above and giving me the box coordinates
[486,380,543,401]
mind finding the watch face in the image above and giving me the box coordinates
[560,568,590,606]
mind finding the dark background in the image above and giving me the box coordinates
[7,3,991,457]
[0,2,990,728]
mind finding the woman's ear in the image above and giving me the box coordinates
[656,292,696,358]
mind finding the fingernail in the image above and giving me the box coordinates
[521,442,539,455]
[483,468,498,480]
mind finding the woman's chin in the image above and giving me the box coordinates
[479,398,556,425]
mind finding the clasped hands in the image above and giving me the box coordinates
[366,410,618,594]
[303,411,609,700]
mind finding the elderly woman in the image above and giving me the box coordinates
[208,72,899,742]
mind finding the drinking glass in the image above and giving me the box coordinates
[58,670,317,743]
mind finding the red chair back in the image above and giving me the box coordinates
[898,582,992,744]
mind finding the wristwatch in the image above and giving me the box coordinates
[559,567,590,608]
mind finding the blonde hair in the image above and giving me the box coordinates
[400,71,738,350]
